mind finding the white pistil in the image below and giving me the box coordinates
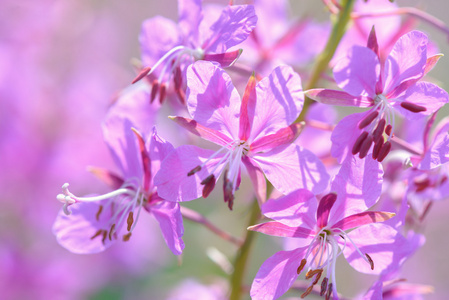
[333,227,373,267]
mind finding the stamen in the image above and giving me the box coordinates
[365,253,374,270]
[372,139,384,160]
[300,285,314,298]
[223,170,235,210]
[297,258,307,274]
[123,232,132,241]
[320,277,328,296]
[305,269,323,280]
[312,270,323,285]
[359,135,373,158]
[372,118,386,143]
[187,165,201,176]
[358,110,379,129]
[414,177,431,192]
[127,211,134,231]
[108,224,116,241]
[159,83,167,104]
[352,131,369,155]
[95,205,103,221]
[150,80,159,103]
[325,283,333,300]
[377,141,391,162]
[91,229,103,240]
[101,231,107,244]
[385,124,392,136]
[201,174,216,198]
[400,101,427,113]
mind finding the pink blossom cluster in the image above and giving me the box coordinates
[39,0,449,299]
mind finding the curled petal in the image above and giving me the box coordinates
[419,116,449,170]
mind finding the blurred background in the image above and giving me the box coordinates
[1,0,449,299]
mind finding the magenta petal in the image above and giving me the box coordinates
[153,145,226,202]
[383,31,428,94]
[250,247,308,300]
[316,193,337,228]
[248,222,314,238]
[150,199,185,255]
[249,65,304,142]
[203,49,243,68]
[329,156,383,225]
[343,223,417,275]
[178,0,203,45]
[305,89,373,107]
[253,144,330,195]
[171,116,233,146]
[419,116,449,170]
[393,81,449,120]
[250,123,305,153]
[147,127,175,183]
[186,61,241,140]
[332,211,395,231]
[202,5,257,53]
[333,45,380,97]
[261,189,317,229]
[52,201,115,254]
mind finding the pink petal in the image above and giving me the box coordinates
[178,0,203,45]
[248,222,314,238]
[248,65,304,142]
[306,89,374,107]
[52,201,115,254]
[383,31,428,94]
[424,53,443,76]
[203,49,243,68]
[153,145,226,202]
[238,72,257,141]
[250,248,308,300]
[329,156,383,225]
[261,189,317,229]
[419,116,449,170]
[87,167,124,190]
[186,61,241,140]
[150,199,185,255]
[250,123,305,153]
[171,116,233,146]
[316,193,337,228]
[202,5,257,53]
[332,211,396,231]
[330,111,366,163]
[343,223,419,275]
[147,127,175,179]
[139,16,181,66]
[242,156,267,205]
[393,81,449,120]
[252,144,330,195]
[333,45,380,97]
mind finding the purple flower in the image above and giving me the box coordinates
[154,60,329,209]
[53,102,184,255]
[248,157,412,300]
[307,30,448,164]
[133,0,257,104]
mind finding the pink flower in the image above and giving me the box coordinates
[53,92,184,255]
[307,30,448,164]
[133,0,257,104]
[154,60,329,209]
[248,157,411,300]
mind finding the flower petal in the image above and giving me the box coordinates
[202,5,257,53]
[419,116,449,169]
[383,31,428,94]
[329,156,383,225]
[248,221,314,238]
[393,81,449,120]
[52,201,115,254]
[242,156,267,205]
[333,45,380,97]
[250,248,308,300]
[153,145,227,202]
[248,65,304,142]
[186,61,241,140]
[252,144,330,195]
[178,0,203,45]
[150,199,185,255]
[261,189,317,229]
[305,89,373,107]
[332,211,395,231]
[203,49,243,68]
[250,123,305,153]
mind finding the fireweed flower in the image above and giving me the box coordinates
[249,157,410,300]
[154,60,329,209]
[307,30,448,164]
[133,0,257,104]
[53,117,184,255]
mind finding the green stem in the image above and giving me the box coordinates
[229,199,261,300]
[296,0,355,123]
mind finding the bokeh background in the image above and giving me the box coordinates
[1,0,449,299]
